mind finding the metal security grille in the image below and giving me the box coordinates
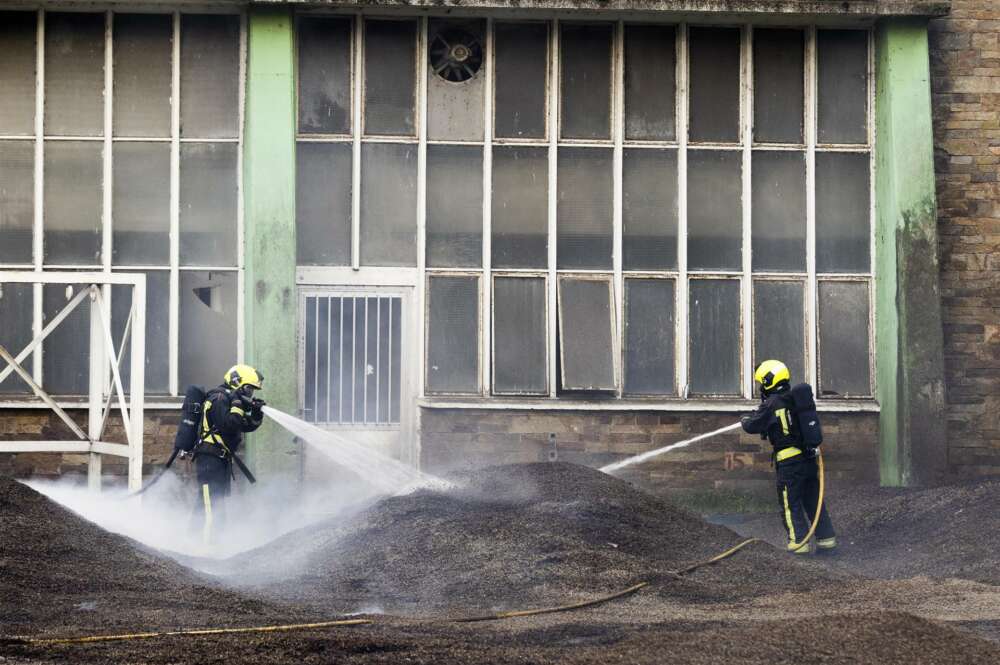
[302,294,402,426]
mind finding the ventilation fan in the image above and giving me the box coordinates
[429,29,483,83]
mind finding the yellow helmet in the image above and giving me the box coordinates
[224,364,264,391]
[754,359,790,392]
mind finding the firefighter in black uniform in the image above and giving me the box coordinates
[741,359,836,555]
[193,364,265,541]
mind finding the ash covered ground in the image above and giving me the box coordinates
[2,463,1000,664]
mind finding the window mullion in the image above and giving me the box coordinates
[416,16,428,400]
[351,14,362,269]
[168,11,180,396]
[676,22,688,398]
[481,18,493,396]
[547,19,559,398]
[236,12,247,361]
[613,20,624,397]
[32,9,45,383]
[740,25,753,399]
[867,27,877,396]
[806,26,818,389]
[100,10,114,401]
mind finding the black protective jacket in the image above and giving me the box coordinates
[197,385,264,458]
[740,386,804,458]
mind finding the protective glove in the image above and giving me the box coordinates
[251,397,266,414]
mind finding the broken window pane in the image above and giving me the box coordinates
[623,148,678,270]
[557,147,613,269]
[689,279,740,395]
[297,17,352,135]
[818,281,871,396]
[45,13,104,136]
[817,30,868,145]
[426,145,483,268]
[180,142,238,267]
[492,146,548,269]
[113,142,170,265]
[180,15,240,139]
[0,283,33,394]
[753,29,804,144]
[624,279,675,395]
[0,141,34,264]
[751,151,806,272]
[43,282,91,395]
[428,18,485,141]
[111,270,170,394]
[494,22,547,139]
[753,280,805,386]
[559,278,615,391]
[361,142,417,266]
[687,149,742,271]
[427,276,480,393]
[816,151,871,273]
[493,277,547,394]
[44,141,103,265]
[179,271,237,388]
[0,12,37,135]
[296,142,352,266]
[113,14,172,138]
[624,24,676,141]
[364,20,417,136]
[689,27,740,143]
[560,23,612,140]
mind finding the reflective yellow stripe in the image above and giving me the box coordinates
[230,406,245,416]
[776,447,803,462]
[782,487,797,544]
[201,484,213,545]
[776,408,791,435]
[200,400,223,444]
[817,537,837,549]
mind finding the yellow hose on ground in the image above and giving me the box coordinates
[795,448,826,550]
[452,582,649,623]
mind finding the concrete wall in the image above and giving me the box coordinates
[930,0,1000,477]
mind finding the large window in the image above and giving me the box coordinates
[295,19,874,401]
[0,10,244,397]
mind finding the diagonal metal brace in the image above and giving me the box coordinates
[0,343,90,442]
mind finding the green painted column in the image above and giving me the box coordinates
[875,18,947,486]
[243,7,299,477]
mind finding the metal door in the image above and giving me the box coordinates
[298,288,414,466]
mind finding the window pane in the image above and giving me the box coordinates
[687,150,741,271]
[492,146,547,269]
[624,24,676,141]
[427,276,480,393]
[180,142,238,266]
[557,147,612,269]
[43,282,91,395]
[428,19,485,141]
[816,152,870,273]
[751,151,806,272]
[364,20,416,136]
[179,271,237,388]
[113,14,172,138]
[45,13,104,136]
[560,23,612,140]
[817,30,868,144]
[360,142,417,266]
[296,142,352,266]
[113,142,170,265]
[493,277,546,394]
[818,281,871,396]
[0,284,33,394]
[297,17,352,135]
[180,15,240,139]
[753,281,805,386]
[753,29,803,144]
[689,279,740,395]
[111,271,170,394]
[689,27,740,143]
[44,141,102,265]
[623,148,678,270]
[559,278,615,391]
[0,12,36,135]
[0,141,34,264]
[625,279,675,395]
[426,145,482,268]
[494,22,547,139]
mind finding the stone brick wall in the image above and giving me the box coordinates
[420,409,880,497]
[0,409,177,482]
[930,0,1000,477]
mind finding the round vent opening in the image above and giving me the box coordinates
[429,30,483,83]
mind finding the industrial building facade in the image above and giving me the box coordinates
[0,0,992,492]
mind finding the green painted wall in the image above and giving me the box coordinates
[874,18,947,486]
[243,7,299,477]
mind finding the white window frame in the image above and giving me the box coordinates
[291,10,878,411]
[0,8,247,406]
